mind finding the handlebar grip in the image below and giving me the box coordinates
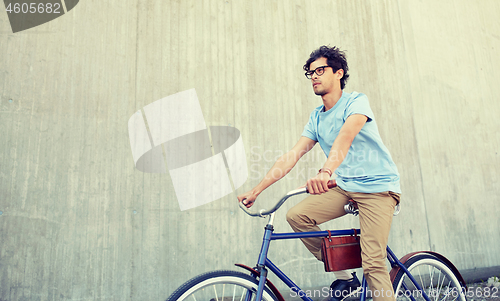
[328,180,337,188]
[238,200,269,217]
[305,179,337,193]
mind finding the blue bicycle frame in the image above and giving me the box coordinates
[249,214,431,301]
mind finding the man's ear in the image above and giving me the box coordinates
[336,69,344,79]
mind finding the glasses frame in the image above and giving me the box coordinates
[305,65,331,79]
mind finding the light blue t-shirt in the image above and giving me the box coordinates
[302,91,401,193]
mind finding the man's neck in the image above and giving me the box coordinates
[322,89,343,112]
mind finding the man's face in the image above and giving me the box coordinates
[308,57,343,96]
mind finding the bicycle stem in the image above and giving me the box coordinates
[267,212,276,226]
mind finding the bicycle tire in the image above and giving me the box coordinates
[166,270,278,301]
[392,254,466,301]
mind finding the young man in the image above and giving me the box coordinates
[237,46,401,301]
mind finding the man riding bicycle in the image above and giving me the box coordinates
[237,45,401,301]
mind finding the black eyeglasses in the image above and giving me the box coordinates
[305,65,331,79]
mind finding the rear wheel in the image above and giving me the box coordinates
[392,254,466,301]
[166,270,277,301]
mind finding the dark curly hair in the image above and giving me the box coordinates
[304,46,350,90]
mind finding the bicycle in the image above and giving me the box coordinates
[166,181,467,301]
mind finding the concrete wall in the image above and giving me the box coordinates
[1,0,499,300]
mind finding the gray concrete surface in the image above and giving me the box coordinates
[1,0,499,300]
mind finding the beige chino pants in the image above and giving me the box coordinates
[286,185,400,301]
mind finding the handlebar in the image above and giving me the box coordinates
[238,180,337,217]
[238,180,401,217]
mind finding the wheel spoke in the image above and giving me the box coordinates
[239,287,245,301]
[417,267,424,294]
[437,270,445,299]
[427,265,435,301]
[214,285,219,301]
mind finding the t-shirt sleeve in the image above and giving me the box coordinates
[301,113,317,141]
[343,94,375,122]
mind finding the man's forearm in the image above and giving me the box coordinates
[251,152,298,196]
[322,133,353,174]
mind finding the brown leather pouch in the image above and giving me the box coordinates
[321,229,362,272]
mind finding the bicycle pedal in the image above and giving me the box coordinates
[341,287,363,301]
[343,295,360,301]
[320,287,363,301]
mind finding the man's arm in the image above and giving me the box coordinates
[306,114,368,194]
[237,136,317,207]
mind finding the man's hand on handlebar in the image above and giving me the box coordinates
[237,191,258,208]
[306,172,332,195]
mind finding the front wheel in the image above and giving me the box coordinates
[166,270,278,301]
[392,254,466,301]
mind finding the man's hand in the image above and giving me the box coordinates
[237,190,259,208]
[306,172,331,194]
